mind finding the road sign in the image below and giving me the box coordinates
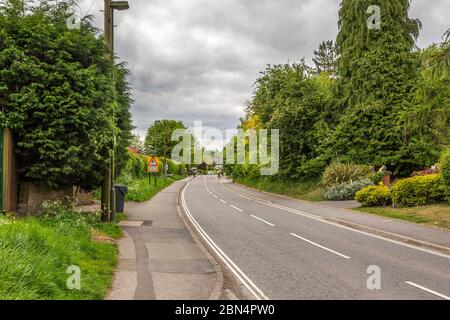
[148,156,159,173]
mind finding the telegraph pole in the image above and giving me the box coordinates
[101,0,112,222]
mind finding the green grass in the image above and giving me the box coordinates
[234,177,324,202]
[123,175,183,202]
[354,203,450,231]
[0,214,120,300]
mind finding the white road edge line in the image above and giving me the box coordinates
[219,199,227,204]
[405,281,450,300]
[222,184,450,260]
[230,205,244,213]
[182,182,269,300]
[290,233,351,259]
[251,215,275,227]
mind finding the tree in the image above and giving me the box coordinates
[240,62,337,181]
[144,120,187,157]
[130,134,144,150]
[0,0,132,190]
[312,40,337,75]
[331,0,424,175]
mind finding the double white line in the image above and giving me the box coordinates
[181,182,269,300]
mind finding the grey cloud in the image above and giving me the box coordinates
[78,0,450,148]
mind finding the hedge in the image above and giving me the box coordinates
[391,174,445,207]
[355,186,392,207]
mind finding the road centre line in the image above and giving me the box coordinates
[251,215,275,227]
[230,205,244,213]
[219,199,227,204]
[290,233,351,259]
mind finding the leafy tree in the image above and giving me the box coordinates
[0,0,132,190]
[130,134,144,150]
[242,62,337,181]
[312,40,337,75]
[144,120,187,157]
[331,0,424,175]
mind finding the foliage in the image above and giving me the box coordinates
[312,40,337,75]
[371,171,389,184]
[321,162,371,187]
[0,205,119,299]
[391,174,445,207]
[332,0,427,176]
[234,176,324,202]
[355,186,392,207]
[323,179,373,201]
[0,0,132,190]
[440,147,450,202]
[116,176,176,202]
[40,199,99,228]
[144,120,187,157]
[243,62,337,181]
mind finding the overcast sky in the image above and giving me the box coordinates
[78,0,450,149]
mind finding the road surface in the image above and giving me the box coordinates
[181,176,450,300]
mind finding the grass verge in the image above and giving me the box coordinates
[354,203,450,231]
[0,207,121,300]
[123,175,185,202]
[233,177,324,202]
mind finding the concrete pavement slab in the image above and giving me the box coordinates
[107,179,222,300]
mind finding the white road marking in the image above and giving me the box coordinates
[290,233,351,259]
[219,199,227,204]
[181,182,269,300]
[405,282,450,300]
[213,195,218,199]
[251,215,275,227]
[230,205,244,213]
[222,184,450,260]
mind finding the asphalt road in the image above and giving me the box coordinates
[181,176,450,300]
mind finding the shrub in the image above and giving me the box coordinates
[441,147,450,202]
[40,200,100,228]
[371,171,390,185]
[391,174,445,207]
[323,179,374,201]
[322,162,371,187]
[355,186,392,207]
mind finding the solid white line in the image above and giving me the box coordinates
[405,282,450,300]
[182,182,269,300]
[251,215,275,227]
[290,233,351,259]
[222,184,450,260]
[230,205,244,213]
[219,199,227,204]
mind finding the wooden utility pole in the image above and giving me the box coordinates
[101,0,112,221]
[1,128,17,212]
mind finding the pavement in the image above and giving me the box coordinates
[181,176,450,300]
[107,178,223,300]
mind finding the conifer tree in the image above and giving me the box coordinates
[331,0,423,175]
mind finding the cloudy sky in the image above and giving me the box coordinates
[78,0,450,149]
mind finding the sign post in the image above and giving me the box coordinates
[148,156,159,188]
